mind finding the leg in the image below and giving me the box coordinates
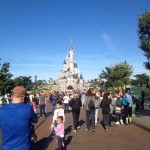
[95,109,98,125]
[128,107,132,124]
[105,114,109,131]
[106,114,109,127]
[72,111,77,131]
[86,110,90,130]
[57,136,63,150]
[64,104,67,113]
[41,105,45,116]
[103,114,107,127]
[109,114,112,126]
[76,110,80,128]
[116,114,120,123]
[39,105,42,117]
[66,104,69,112]
[43,104,46,116]
[91,109,95,130]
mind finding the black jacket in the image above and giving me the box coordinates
[100,99,111,114]
[69,98,82,111]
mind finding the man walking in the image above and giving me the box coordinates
[39,90,47,118]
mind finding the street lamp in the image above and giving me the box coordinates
[34,75,37,97]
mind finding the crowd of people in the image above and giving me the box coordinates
[49,88,139,150]
[0,86,146,150]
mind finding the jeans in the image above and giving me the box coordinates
[39,104,46,117]
[116,113,122,122]
[72,110,80,130]
[86,109,95,130]
[57,136,64,150]
[64,103,69,113]
[109,114,112,125]
[103,114,109,127]
[81,101,85,108]
[95,109,99,125]
[52,105,56,116]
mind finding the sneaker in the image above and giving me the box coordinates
[85,128,89,131]
[115,121,120,125]
[77,126,81,130]
[92,129,95,132]
[62,141,64,147]
[73,130,77,133]
[120,120,123,125]
[105,127,108,132]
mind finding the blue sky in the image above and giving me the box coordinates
[0,0,150,81]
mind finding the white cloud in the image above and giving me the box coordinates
[100,31,122,58]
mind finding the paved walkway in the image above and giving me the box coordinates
[132,108,150,132]
[34,103,150,150]
[1,103,150,150]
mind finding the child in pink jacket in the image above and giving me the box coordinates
[54,116,64,150]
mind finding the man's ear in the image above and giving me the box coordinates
[22,96,25,102]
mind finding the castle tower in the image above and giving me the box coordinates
[58,41,85,92]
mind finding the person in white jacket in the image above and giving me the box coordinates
[52,101,65,126]
[63,93,70,113]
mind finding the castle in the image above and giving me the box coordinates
[52,42,86,92]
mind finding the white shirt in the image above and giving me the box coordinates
[53,108,65,123]
[63,96,69,104]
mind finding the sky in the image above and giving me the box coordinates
[0,0,150,82]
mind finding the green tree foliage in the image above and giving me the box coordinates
[99,62,133,88]
[138,11,150,70]
[130,73,149,88]
[13,76,33,91]
[0,60,14,95]
[37,80,44,86]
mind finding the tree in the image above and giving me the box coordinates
[99,62,133,88]
[138,11,150,70]
[13,76,33,91]
[0,59,14,95]
[130,73,149,88]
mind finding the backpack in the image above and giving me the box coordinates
[116,98,122,107]
[122,96,129,106]
[52,99,57,105]
[88,100,95,109]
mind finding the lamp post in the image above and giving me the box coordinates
[34,75,37,97]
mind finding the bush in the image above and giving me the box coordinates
[144,89,150,97]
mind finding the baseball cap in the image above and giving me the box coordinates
[12,86,26,97]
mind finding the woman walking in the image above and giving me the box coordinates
[69,94,82,132]
[85,89,96,132]
[100,92,111,132]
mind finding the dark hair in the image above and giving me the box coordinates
[86,88,94,96]
[57,116,63,121]
[56,101,62,105]
[103,92,111,105]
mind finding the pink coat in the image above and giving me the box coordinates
[54,123,64,137]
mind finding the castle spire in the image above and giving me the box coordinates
[70,38,73,49]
